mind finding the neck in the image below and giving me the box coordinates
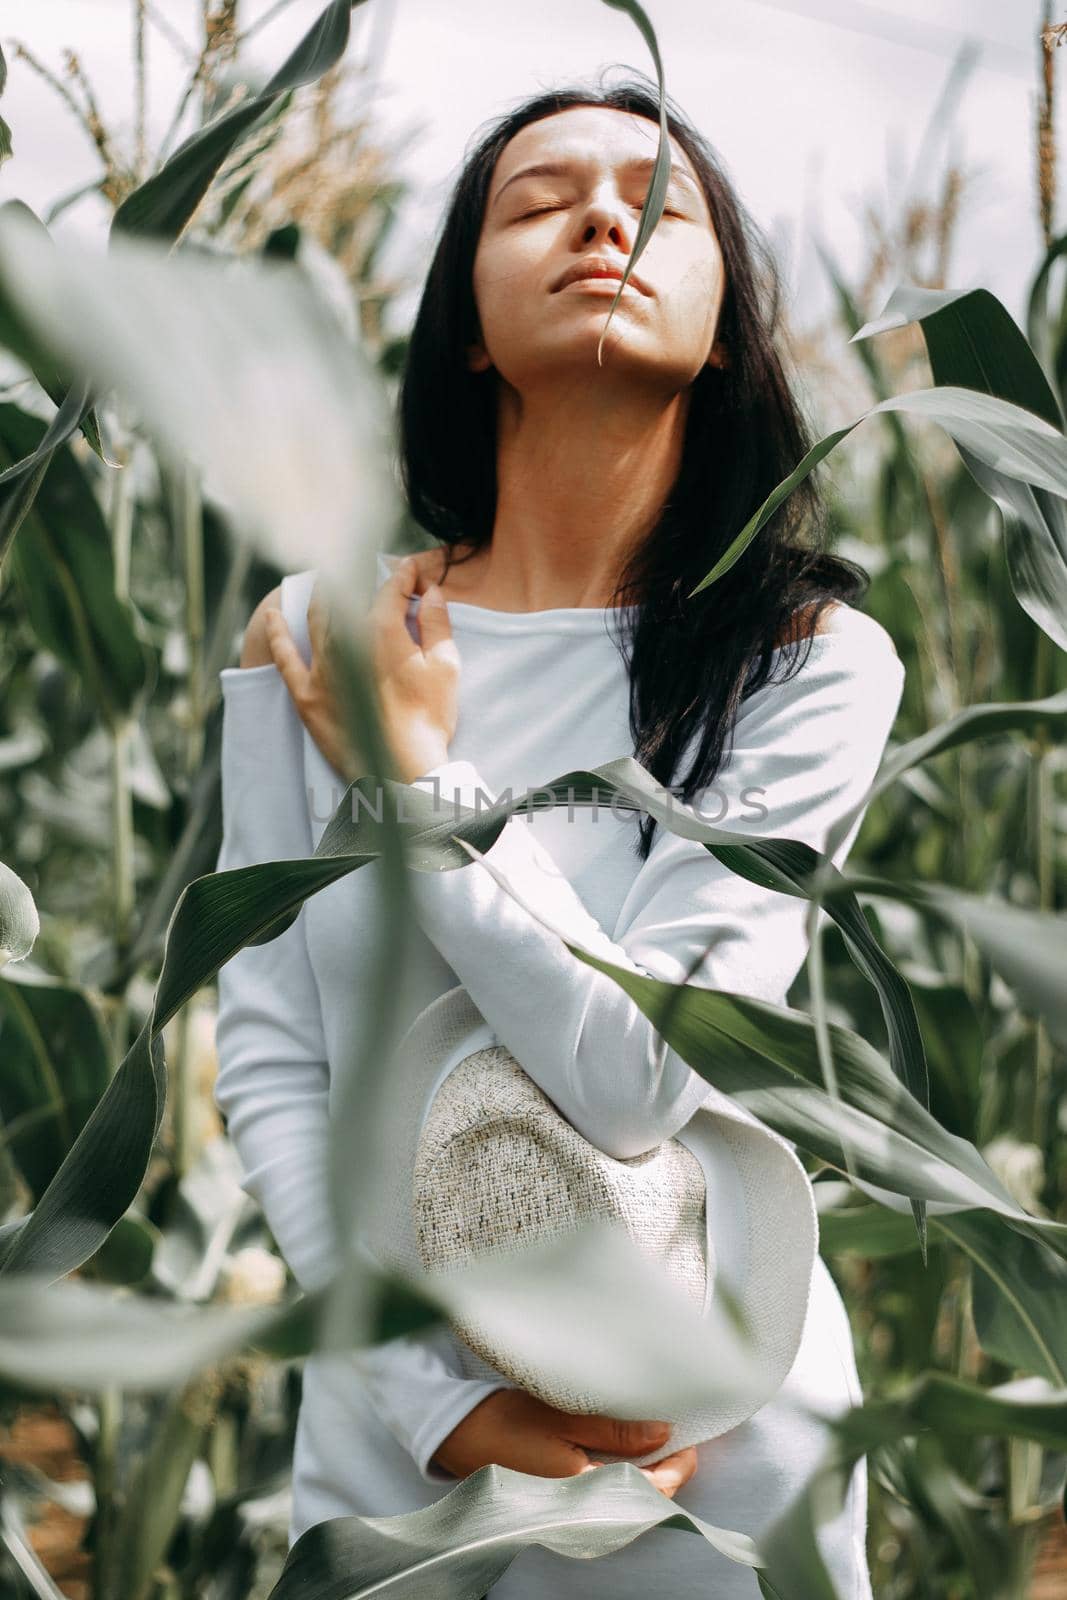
[471,375,689,610]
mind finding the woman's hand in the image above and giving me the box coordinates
[264,555,460,785]
[432,1390,699,1499]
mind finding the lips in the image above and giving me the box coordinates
[552,258,651,296]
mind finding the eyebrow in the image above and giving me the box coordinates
[491,155,701,209]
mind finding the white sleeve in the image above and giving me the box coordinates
[352,1329,515,1481]
[410,625,906,1162]
[213,662,508,1481]
[213,663,340,1297]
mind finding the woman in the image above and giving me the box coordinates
[213,77,904,1594]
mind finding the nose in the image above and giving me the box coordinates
[573,183,636,254]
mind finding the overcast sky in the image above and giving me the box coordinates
[1,1,1056,340]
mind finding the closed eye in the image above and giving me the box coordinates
[517,202,686,220]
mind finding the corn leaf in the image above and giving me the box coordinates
[688,385,1067,600]
[273,1462,761,1599]
[0,403,149,719]
[852,283,1067,651]
[594,1,671,366]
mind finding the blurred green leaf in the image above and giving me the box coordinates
[0,376,94,565]
[891,1435,1015,1600]
[756,1440,846,1599]
[0,229,396,1285]
[840,872,1067,1054]
[818,1200,936,1260]
[0,859,38,965]
[0,965,111,1202]
[418,1222,774,1422]
[906,976,983,1141]
[0,1273,314,1393]
[0,1221,775,1428]
[757,1371,1067,1598]
[0,211,396,583]
[0,0,364,523]
[816,1202,1067,1384]
[825,686,1067,862]
[112,1378,213,1600]
[840,1371,1067,1454]
[0,202,107,464]
[1027,228,1067,388]
[0,1266,433,1393]
[0,404,149,720]
[953,1210,1067,1383]
[0,41,11,171]
[84,1211,158,1287]
[112,2,366,241]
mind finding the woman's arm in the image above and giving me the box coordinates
[409,618,906,1161]
[213,597,511,1482]
[214,642,341,1296]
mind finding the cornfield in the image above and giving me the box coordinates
[0,3,1065,1597]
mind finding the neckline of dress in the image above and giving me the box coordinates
[378,551,638,636]
[376,552,885,656]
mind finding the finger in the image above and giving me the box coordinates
[307,583,333,658]
[369,555,418,613]
[370,555,420,665]
[538,1440,598,1478]
[640,1447,699,1499]
[309,584,357,696]
[264,608,311,704]
[640,1466,680,1500]
[487,1434,593,1480]
[554,1412,671,1457]
[416,579,454,656]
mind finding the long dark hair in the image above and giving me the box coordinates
[397,74,869,861]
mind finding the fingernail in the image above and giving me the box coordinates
[643,1422,670,1440]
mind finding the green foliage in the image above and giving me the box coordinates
[0,3,1063,1599]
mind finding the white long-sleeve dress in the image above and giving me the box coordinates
[213,550,905,1596]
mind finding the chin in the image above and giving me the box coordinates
[491,329,674,391]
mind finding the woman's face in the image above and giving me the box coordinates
[467,105,727,398]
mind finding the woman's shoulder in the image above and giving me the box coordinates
[219,572,315,691]
[738,599,905,737]
[778,597,900,662]
[227,570,318,677]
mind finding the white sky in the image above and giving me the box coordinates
[0,1,1057,340]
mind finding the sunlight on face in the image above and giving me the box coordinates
[467,105,727,399]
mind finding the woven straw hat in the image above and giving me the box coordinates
[361,984,819,1465]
